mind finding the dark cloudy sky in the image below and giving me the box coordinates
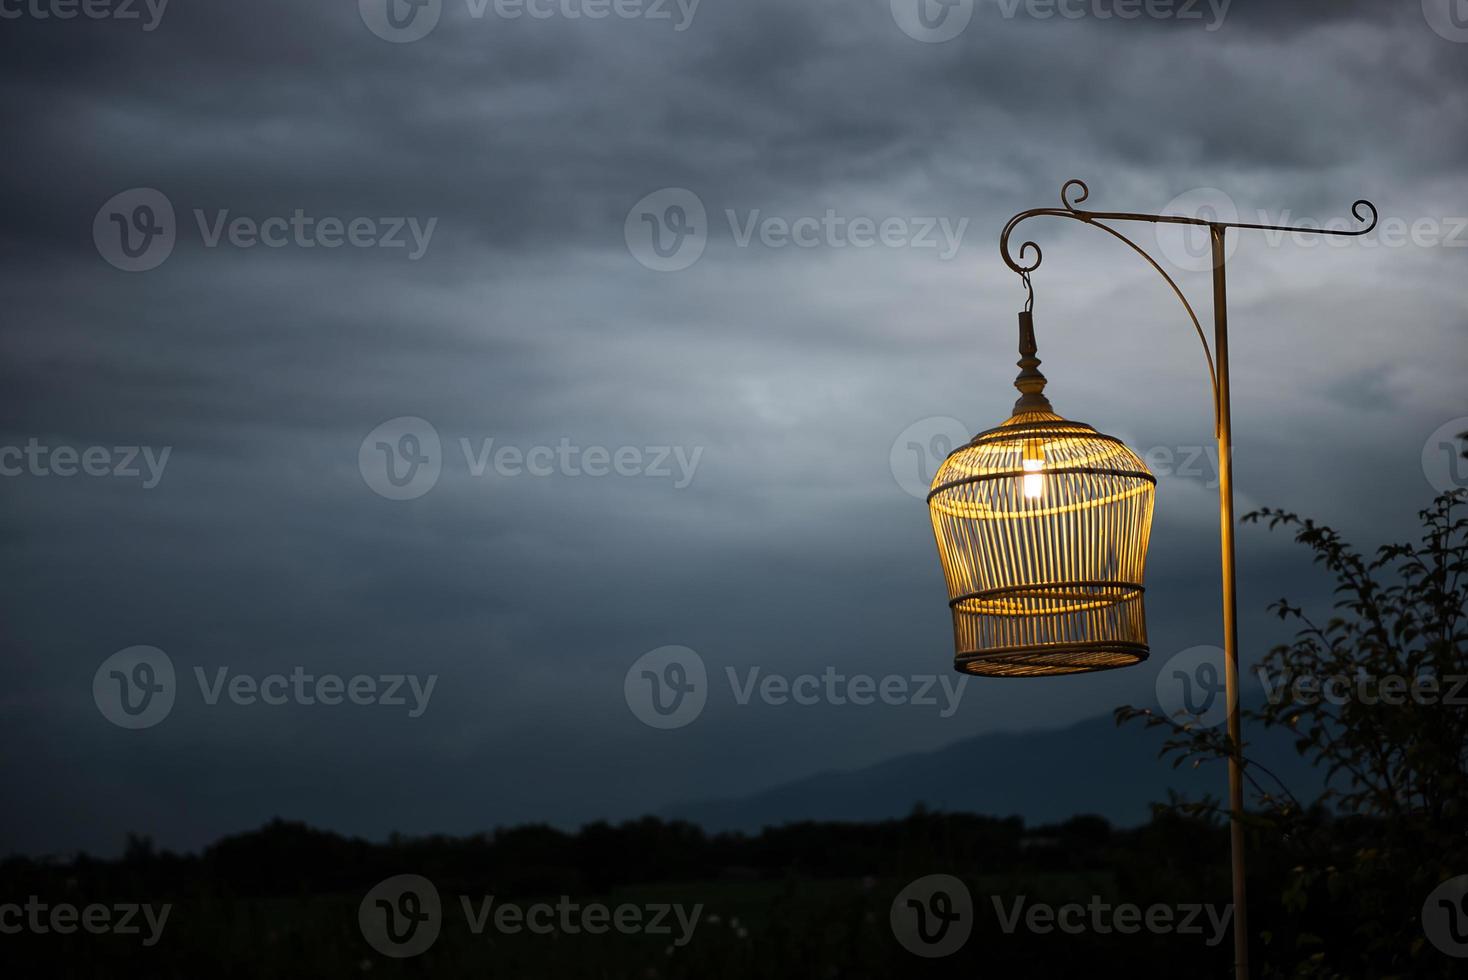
[1,0,1464,856]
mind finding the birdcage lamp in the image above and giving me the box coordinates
[928,306,1156,677]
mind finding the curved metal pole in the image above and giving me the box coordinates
[1000,178,1379,277]
[1076,217,1220,432]
[997,180,1378,980]
[999,179,1377,434]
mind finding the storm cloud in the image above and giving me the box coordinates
[0,0,1464,855]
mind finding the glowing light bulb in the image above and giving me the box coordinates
[1022,458,1044,499]
[1021,438,1045,499]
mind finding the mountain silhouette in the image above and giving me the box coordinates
[662,702,1321,831]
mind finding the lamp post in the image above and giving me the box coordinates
[927,179,1377,980]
